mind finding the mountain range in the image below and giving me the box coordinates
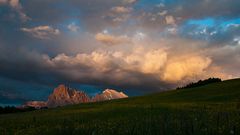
[22,84,128,108]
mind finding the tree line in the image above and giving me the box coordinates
[177,78,222,89]
[0,106,36,114]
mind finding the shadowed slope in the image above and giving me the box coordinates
[136,78,240,103]
[0,79,240,135]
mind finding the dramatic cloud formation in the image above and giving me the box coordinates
[163,56,212,82]
[0,42,223,91]
[43,47,215,85]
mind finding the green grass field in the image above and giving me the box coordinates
[1,79,240,135]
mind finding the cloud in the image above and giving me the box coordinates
[175,0,240,20]
[8,0,19,7]
[165,15,176,26]
[104,6,133,23]
[123,0,137,4]
[67,23,80,32]
[33,47,216,90]
[111,6,132,14]
[41,48,170,90]
[0,0,7,4]
[8,0,239,33]
[207,44,240,77]
[95,32,131,45]
[179,20,240,46]
[0,0,30,22]
[21,26,60,40]
[158,10,168,16]
[0,90,27,103]
[20,0,139,32]
[131,0,240,30]
[0,0,240,97]
[0,35,237,92]
[163,55,212,82]
[124,47,167,74]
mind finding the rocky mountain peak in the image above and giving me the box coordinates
[22,85,128,108]
[53,84,70,96]
[103,89,128,98]
[92,89,128,102]
[47,84,90,108]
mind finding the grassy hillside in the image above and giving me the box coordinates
[128,78,240,103]
[0,79,240,135]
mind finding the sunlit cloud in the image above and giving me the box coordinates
[163,55,212,82]
[29,45,221,89]
[95,32,131,46]
[21,26,60,40]
[165,15,176,26]
[111,6,132,14]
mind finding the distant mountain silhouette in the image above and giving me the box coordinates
[22,101,47,109]
[22,84,128,108]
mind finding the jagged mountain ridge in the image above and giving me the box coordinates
[23,84,128,108]
[47,84,91,108]
[92,89,128,102]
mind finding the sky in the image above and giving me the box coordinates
[0,0,240,105]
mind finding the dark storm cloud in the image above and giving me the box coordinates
[209,45,240,76]
[21,0,137,32]
[0,90,27,104]
[0,95,24,105]
[0,49,50,83]
[0,76,55,103]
